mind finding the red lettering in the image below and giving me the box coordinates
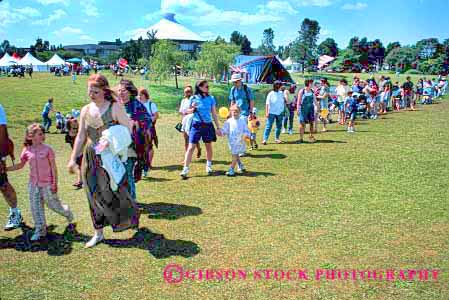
[298,270,309,280]
[326,270,336,280]
[431,270,439,281]
[274,270,285,281]
[386,270,395,281]
[419,270,429,281]
[408,270,416,281]
[184,270,195,280]
[253,270,262,280]
[315,269,324,280]
[399,270,407,281]
[238,270,247,280]
[262,269,273,279]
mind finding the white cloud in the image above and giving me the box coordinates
[153,0,293,26]
[35,0,70,5]
[257,1,298,15]
[80,34,95,41]
[33,9,66,25]
[298,0,333,7]
[199,31,218,41]
[0,3,41,28]
[53,26,84,38]
[81,0,99,17]
[342,2,367,10]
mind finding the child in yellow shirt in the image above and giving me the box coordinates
[247,108,260,150]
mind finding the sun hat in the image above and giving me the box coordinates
[230,73,243,82]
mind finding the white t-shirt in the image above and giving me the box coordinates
[179,98,190,114]
[336,85,349,103]
[142,101,158,117]
[266,91,285,115]
[0,104,7,125]
[222,117,251,155]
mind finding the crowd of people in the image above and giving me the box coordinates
[0,72,447,248]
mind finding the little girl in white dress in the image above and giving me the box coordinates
[221,105,251,176]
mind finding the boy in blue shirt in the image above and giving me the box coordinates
[41,98,54,133]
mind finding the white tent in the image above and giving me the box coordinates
[281,57,302,73]
[19,52,47,71]
[132,13,205,42]
[318,55,336,70]
[0,53,18,67]
[45,53,65,67]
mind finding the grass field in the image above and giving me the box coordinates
[0,72,448,300]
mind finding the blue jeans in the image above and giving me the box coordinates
[263,113,283,141]
[42,113,51,131]
[283,109,294,131]
[125,157,137,201]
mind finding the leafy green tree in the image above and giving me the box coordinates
[416,38,441,59]
[291,18,320,71]
[258,28,275,55]
[384,46,417,71]
[230,31,244,46]
[318,38,338,57]
[386,42,401,56]
[195,41,240,81]
[151,40,187,84]
[0,40,11,55]
[241,36,252,55]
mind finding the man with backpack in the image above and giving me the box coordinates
[229,74,255,120]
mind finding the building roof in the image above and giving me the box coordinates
[19,52,45,66]
[132,13,205,42]
[64,44,120,51]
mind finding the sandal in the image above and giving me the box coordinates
[309,136,316,143]
[275,140,283,144]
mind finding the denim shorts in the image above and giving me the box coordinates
[189,121,217,144]
[298,110,315,124]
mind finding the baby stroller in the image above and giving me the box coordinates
[55,112,67,134]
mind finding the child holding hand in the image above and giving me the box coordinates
[221,105,251,176]
[7,123,74,241]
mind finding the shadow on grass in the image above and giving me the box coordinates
[0,223,89,256]
[246,153,287,159]
[238,171,276,177]
[104,227,200,259]
[140,177,173,182]
[137,202,202,220]
[152,165,183,172]
[313,139,347,144]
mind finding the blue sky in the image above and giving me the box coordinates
[1,0,448,49]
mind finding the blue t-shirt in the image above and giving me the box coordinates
[345,97,358,113]
[42,102,52,115]
[228,85,254,117]
[0,104,7,125]
[189,94,216,123]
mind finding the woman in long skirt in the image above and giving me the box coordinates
[67,74,140,248]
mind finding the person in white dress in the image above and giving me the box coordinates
[221,105,251,176]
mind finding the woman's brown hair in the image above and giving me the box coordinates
[119,79,138,97]
[87,74,117,102]
[138,88,149,100]
[24,123,45,146]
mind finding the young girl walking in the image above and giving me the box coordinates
[221,105,251,176]
[7,123,74,241]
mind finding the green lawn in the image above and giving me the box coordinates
[0,72,448,300]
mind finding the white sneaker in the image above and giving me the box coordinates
[206,165,213,175]
[85,232,104,248]
[237,161,246,172]
[180,167,189,179]
[4,210,22,230]
[288,129,293,135]
[281,128,286,134]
